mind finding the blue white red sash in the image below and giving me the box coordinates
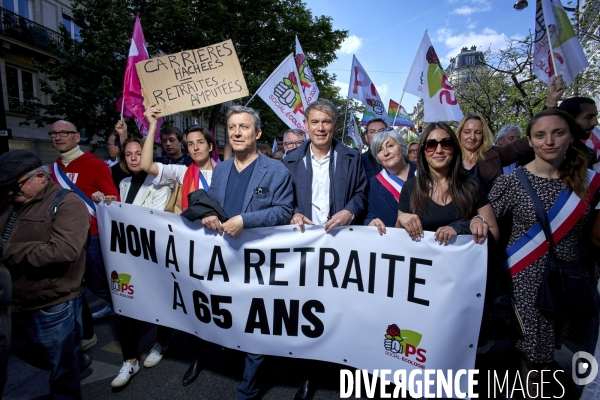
[52,162,97,219]
[505,169,600,277]
[375,169,404,201]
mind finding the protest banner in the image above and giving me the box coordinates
[97,202,486,395]
[404,31,463,123]
[136,39,249,116]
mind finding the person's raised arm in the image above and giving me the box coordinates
[115,120,128,143]
[141,105,161,177]
[545,74,566,109]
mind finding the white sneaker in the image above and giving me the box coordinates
[143,343,167,368]
[111,361,139,387]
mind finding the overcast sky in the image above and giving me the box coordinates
[302,0,538,114]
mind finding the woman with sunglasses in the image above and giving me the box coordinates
[458,114,531,193]
[139,105,216,386]
[397,122,499,245]
[365,128,416,233]
[489,109,600,395]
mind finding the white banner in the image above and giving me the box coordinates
[256,53,308,133]
[404,31,464,123]
[97,203,486,395]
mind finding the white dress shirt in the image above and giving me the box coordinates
[310,146,331,225]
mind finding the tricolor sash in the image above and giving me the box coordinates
[52,162,97,219]
[505,169,600,277]
[375,169,404,201]
[181,164,211,211]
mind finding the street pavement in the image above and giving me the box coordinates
[3,290,585,399]
[3,291,360,400]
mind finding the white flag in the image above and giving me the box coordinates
[533,0,589,86]
[404,31,463,123]
[347,113,363,149]
[256,54,308,134]
[295,37,320,105]
[347,55,391,126]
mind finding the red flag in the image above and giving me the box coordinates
[116,13,162,142]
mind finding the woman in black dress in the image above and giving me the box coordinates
[397,122,499,244]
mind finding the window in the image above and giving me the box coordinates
[465,55,475,66]
[2,0,31,19]
[182,116,190,131]
[5,65,34,111]
[62,14,81,41]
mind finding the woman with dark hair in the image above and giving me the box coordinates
[489,109,600,394]
[139,105,216,385]
[141,106,217,214]
[365,128,416,232]
[397,122,499,244]
[457,113,531,193]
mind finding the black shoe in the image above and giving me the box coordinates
[182,359,202,386]
[294,379,314,400]
[80,354,93,373]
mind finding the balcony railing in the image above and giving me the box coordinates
[0,7,62,52]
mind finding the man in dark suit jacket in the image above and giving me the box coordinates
[284,99,368,233]
[361,118,387,180]
[282,99,367,399]
[201,105,293,399]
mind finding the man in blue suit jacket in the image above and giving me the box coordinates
[282,99,367,400]
[201,105,293,399]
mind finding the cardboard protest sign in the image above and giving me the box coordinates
[136,39,249,116]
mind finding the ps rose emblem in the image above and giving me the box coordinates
[384,324,403,354]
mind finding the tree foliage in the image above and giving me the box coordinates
[453,16,600,136]
[29,0,348,143]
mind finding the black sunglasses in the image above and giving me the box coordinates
[423,137,454,153]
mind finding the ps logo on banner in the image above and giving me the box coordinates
[572,351,598,385]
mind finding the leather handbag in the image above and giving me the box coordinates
[515,168,596,318]
[164,182,182,215]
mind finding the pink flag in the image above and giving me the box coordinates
[116,13,162,142]
[209,129,221,164]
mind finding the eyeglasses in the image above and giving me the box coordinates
[48,130,78,137]
[408,149,418,154]
[423,137,454,153]
[9,172,39,192]
[284,140,304,148]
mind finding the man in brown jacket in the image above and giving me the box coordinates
[0,150,90,399]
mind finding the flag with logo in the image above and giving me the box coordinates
[404,31,463,123]
[388,100,415,131]
[532,0,589,86]
[347,55,391,127]
[347,113,363,149]
[295,37,319,105]
[256,53,308,133]
[116,13,162,142]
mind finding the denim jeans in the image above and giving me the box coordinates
[84,235,111,303]
[11,293,83,399]
[237,353,264,400]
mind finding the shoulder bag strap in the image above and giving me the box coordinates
[514,168,554,247]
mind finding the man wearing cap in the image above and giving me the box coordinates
[49,120,119,349]
[0,150,90,398]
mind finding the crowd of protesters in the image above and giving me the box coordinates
[0,73,599,399]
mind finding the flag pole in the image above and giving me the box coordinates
[244,92,259,107]
[120,99,125,121]
[544,19,557,79]
[391,91,406,127]
[341,97,350,142]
